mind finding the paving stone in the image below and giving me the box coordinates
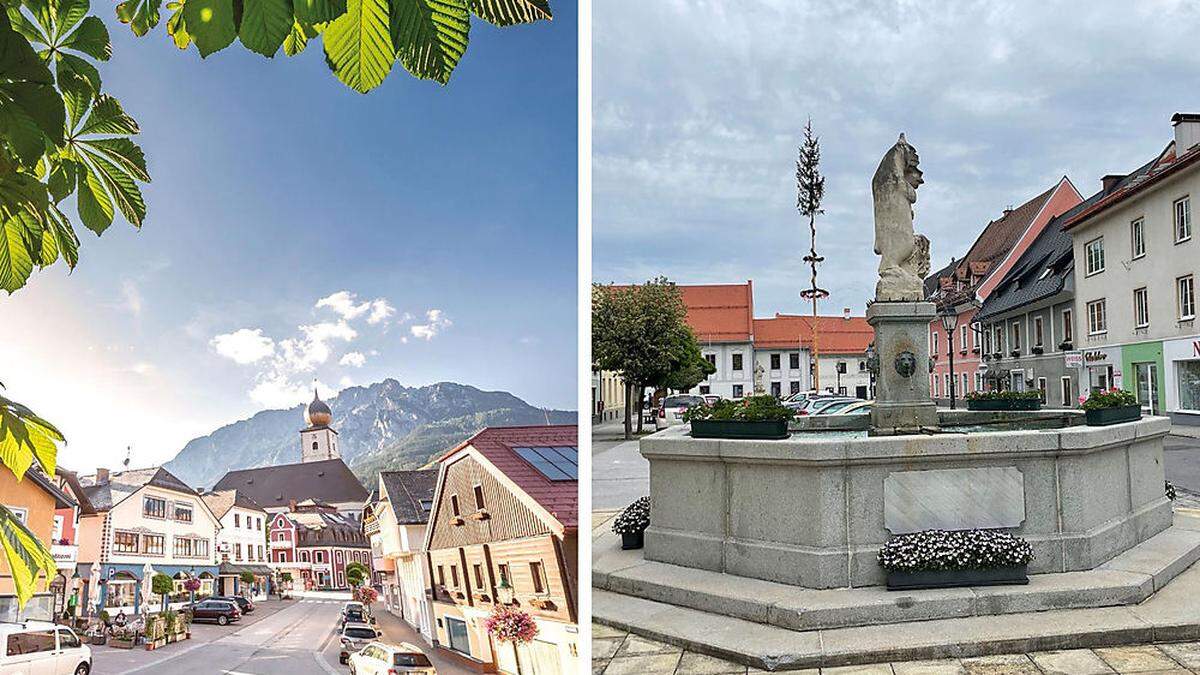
[822,664,895,674]
[593,623,628,639]
[749,669,817,675]
[891,660,965,675]
[1156,642,1200,670]
[593,660,609,675]
[615,634,683,657]
[603,653,683,675]
[1030,649,1115,674]
[961,654,1040,675]
[593,637,624,660]
[674,651,747,674]
[1095,646,1181,672]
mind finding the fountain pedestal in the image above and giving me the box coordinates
[867,301,939,435]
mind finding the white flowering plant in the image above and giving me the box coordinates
[877,529,1033,572]
[612,497,650,536]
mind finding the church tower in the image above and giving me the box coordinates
[300,389,340,462]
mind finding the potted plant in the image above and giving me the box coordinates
[965,390,1042,411]
[1059,341,1073,351]
[1031,345,1044,354]
[144,613,166,650]
[1080,388,1141,426]
[612,497,650,550]
[86,622,107,646]
[109,625,136,649]
[878,528,1033,590]
[684,395,793,440]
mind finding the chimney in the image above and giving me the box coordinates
[1172,113,1200,153]
[1101,174,1125,192]
[95,468,109,485]
[843,307,851,320]
[1002,205,1013,217]
[289,499,297,512]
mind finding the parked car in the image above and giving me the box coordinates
[339,623,382,664]
[184,599,241,625]
[790,397,854,415]
[0,622,91,675]
[702,395,721,405]
[347,641,436,675]
[812,399,863,415]
[836,400,873,415]
[656,394,705,430]
[340,608,376,630]
[211,595,254,613]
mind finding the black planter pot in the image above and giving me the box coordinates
[621,531,645,550]
[1085,405,1142,426]
[690,419,789,440]
[886,565,1028,590]
[966,398,1042,411]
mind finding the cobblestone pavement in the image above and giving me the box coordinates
[593,625,1200,674]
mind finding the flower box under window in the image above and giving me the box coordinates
[1031,346,1044,355]
[468,510,490,522]
[449,516,464,526]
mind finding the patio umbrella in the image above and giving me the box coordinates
[88,562,101,614]
[141,563,155,613]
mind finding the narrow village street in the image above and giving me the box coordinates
[88,593,470,675]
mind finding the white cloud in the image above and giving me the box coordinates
[211,329,276,364]
[410,309,451,341]
[249,375,327,409]
[339,351,367,367]
[367,299,395,325]
[121,280,143,316]
[338,375,354,388]
[315,291,371,320]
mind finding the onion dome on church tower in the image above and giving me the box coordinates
[305,389,333,427]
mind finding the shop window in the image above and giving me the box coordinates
[1179,361,1200,411]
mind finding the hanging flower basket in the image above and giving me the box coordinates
[485,605,539,644]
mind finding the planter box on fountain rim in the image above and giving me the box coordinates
[886,565,1029,590]
[966,398,1041,411]
[1085,405,1142,426]
[690,419,789,440]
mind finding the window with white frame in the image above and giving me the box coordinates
[1010,321,1021,352]
[1131,217,1145,258]
[961,372,969,395]
[1134,287,1150,328]
[1037,377,1047,404]
[960,325,968,351]
[1033,316,1044,347]
[972,323,982,351]
[974,372,983,392]
[943,373,951,397]
[1087,299,1107,335]
[1179,275,1196,320]
[1061,376,1073,407]
[931,331,938,355]
[1062,309,1073,343]
[1085,237,1105,275]
[1176,196,1192,243]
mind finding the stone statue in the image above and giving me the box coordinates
[753,362,765,394]
[872,133,930,301]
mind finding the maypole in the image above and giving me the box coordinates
[797,119,827,392]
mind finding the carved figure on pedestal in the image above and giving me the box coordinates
[872,134,930,302]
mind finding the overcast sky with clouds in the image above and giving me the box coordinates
[593,0,1200,317]
[1,5,576,470]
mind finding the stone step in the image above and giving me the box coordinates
[594,513,1200,634]
[595,557,1200,671]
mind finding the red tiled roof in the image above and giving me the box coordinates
[753,314,873,353]
[1064,141,1200,231]
[443,425,578,531]
[678,282,754,343]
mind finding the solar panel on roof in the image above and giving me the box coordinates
[513,446,578,481]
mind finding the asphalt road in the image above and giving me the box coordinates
[1164,434,1200,495]
[89,593,466,675]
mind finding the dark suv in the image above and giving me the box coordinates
[185,599,242,625]
[211,595,255,613]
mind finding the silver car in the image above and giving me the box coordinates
[339,622,382,664]
[655,394,705,430]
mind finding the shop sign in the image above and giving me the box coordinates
[1064,351,1084,368]
[1083,350,1111,365]
[1194,340,1200,358]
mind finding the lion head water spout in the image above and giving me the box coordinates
[866,133,939,435]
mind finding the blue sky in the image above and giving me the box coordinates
[1,5,577,469]
[593,0,1200,317]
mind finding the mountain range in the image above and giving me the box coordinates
[163,379,575,489]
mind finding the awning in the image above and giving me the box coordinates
[218,563,273,576]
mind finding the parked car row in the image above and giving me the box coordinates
[651,391,874,430]
[337,602,438,674]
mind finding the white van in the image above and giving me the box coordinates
[0,622,91,675]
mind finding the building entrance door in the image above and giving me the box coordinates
[1135,362,1159,414]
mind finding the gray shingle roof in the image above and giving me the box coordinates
[79,467,198,512]
[211,458,368,509]
[379,469,438,525]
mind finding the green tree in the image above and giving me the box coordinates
[151,572,174,611]
[593,278,712,439]
[345,561,368,587]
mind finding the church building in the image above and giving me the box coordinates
[212,390,369,516]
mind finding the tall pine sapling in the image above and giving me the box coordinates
[796,119,829,391]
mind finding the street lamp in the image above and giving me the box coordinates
[495,578,515,605]
[940,309,958,410]
[865,344,877,400]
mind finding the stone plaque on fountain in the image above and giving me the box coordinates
[884,466,1026,534]
[867,134,939,434]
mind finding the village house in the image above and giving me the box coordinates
[268,500,372,590]
[752,312,875,398]
[425,425,578,675]
[363,469,438,643]
[0,468,76,622]
[202,489,272,599]
[76,467,222,615]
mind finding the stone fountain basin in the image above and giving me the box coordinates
[642,417,1174,589]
